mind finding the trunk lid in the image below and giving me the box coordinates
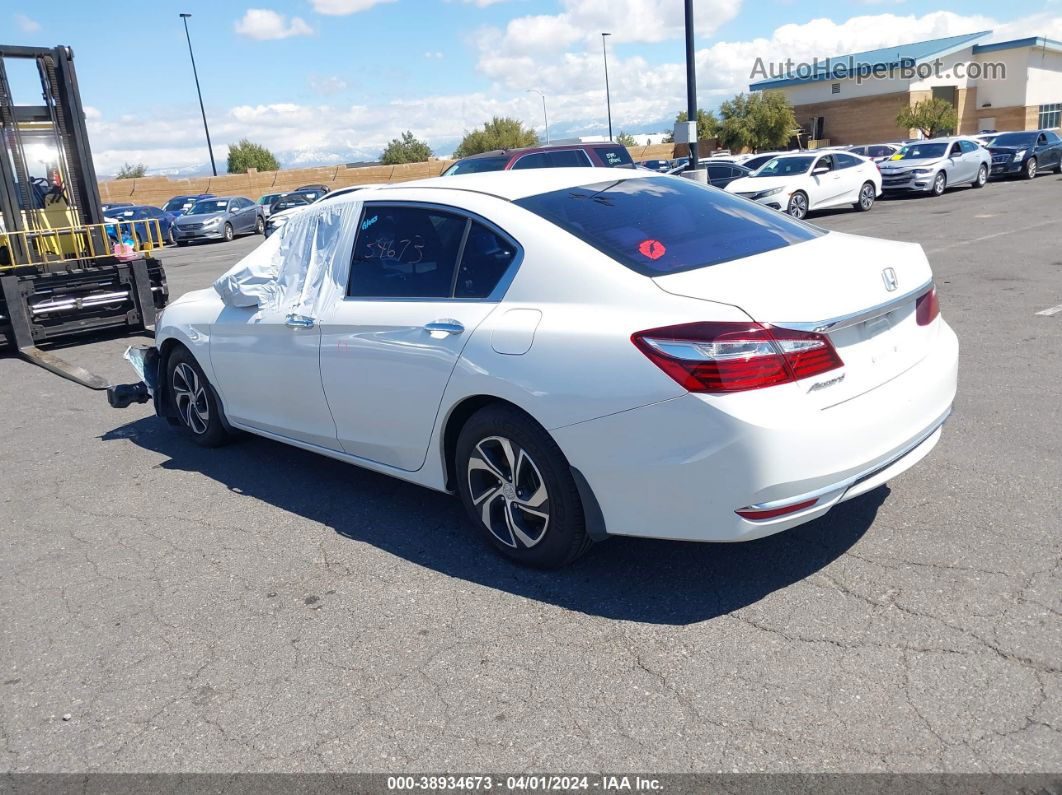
[653,231,936,406]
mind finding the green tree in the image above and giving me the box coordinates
[380,131,433,165]
[674,109,718,144]
[115,162,146,180]
[453,116,538,158]
[226,138,280,174]
[615,131,637,147]
[717,91,796,152]
[897,98,958,139]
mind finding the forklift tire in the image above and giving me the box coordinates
[165,347,232,448]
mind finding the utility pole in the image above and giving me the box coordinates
[683,0,698,166]
[179,13,217,176]
[526,89,549,144]
[601,32,613,140]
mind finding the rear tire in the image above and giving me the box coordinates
[165,347,232,448]
[853,182,875,211]
[931,171,947,196]
[254,216,265,235]
[1023,157,1037,180]
[1054,158,1062,175]
[786,191,809,220]
[972,164,987,188]
[455,405,591,569]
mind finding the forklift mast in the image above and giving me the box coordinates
[0,45,168,389]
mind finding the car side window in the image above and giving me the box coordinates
[706,164,727,180]
[453,222,517,299]
[1046,131,1061,145]
[815,156,833,171]
[835,153,860,168]
[959,140,977,153]
[1037,134,1047,146]
[948,143,962,157]
[348,205,467,299]
[548,149,592,167]
[511,153,549,170]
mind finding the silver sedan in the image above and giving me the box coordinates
[879,136,991,196]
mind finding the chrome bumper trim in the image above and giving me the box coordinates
[772,279,933,334]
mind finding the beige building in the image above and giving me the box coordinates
[750,31,1062,145]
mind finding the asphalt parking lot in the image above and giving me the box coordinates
[1,174,1060,773]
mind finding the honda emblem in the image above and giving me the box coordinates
[881,267,898,292]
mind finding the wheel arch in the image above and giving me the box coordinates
[438,394,608,539]
[156,336,234,432]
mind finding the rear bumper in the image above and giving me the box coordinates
[553,319,959,542]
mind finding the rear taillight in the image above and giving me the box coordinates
[915,287,939,325]
[632,322,843,393]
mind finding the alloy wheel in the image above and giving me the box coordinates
[466,435,550,549]
[934,173,946,195]
[1026,159,1037,179]
[860,184,874,209]
[172,362,210,435]
[788,193,807,219]
[977,166,987,186]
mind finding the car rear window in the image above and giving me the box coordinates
[595,145,635,168]
[514,176,823,276]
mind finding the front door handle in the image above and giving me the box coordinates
[424,319,464,336]
[285,314,315,328]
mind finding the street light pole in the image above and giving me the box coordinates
[601,32,613,141]
[179,13,217,177]
[526,89,549,144]
[683,0,698,166]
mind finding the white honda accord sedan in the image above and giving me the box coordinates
[110,168,958,568]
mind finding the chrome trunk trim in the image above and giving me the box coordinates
[772,279,933,334]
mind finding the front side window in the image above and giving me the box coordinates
[348,206,467,298]
[814,155,834,172]
[514,177,823,277]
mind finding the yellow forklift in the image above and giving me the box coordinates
[0,44,167,389]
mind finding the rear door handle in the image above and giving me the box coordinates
[424,319,464,336]
[285,314,315,328]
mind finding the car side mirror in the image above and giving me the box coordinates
[812,166,829,176]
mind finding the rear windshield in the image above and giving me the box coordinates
[595,145,635,168]
[514,176,823,276]
[443,156,510,176]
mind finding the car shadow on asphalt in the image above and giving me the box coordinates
[103,416,886,626]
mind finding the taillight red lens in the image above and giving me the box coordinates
[632,321,843,393]
[915,287,939,326]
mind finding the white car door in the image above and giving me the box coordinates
[807,154,845,208]
[318,202,519,471]
[944,141,969,184]
[831,153,866,203]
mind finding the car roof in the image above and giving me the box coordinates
[354,167,653,202]
[455,142,621,161]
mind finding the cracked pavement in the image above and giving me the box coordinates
[1,175,1059,773]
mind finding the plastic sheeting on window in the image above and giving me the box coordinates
[212,200,362,319]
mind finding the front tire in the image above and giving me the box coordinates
[931,171,947,196]
[166,347,232,448]
[255,216,265,235]
[223,222,234,242]
[456,405,591,568]
[1023,157,1037,180]
[786,191,809,220]
[854,182,875,211]
[972,164,988,188]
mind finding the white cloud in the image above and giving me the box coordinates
[423,51,445,60]
[309,0,397,14]
[453,0,515,6]
[234,9,314,40]
[90,9,1051,173]
[15,13,40,32]
[308,74,349,94]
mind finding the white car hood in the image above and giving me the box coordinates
[653,230,931,324]
[725,175,795,194]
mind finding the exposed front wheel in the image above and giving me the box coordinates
[972,164,988,188]
[255,216,264,235]
[931,172,947,196]
[786,191,808,220]
[456,405,591,568]
[166,347,232,448]
[854,182,876,211]
[223,223,234,242]
[1023,157,1037,180]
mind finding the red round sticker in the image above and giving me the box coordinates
[638,239,666,260]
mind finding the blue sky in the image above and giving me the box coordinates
[5,0,1060,174]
